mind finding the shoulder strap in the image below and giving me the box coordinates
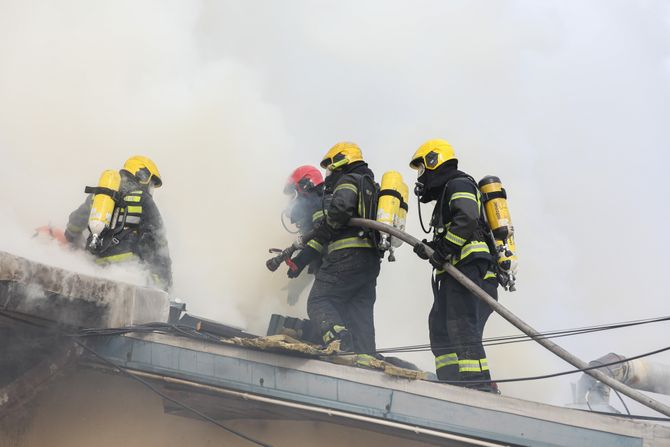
[435,173,477,231]
[352,173,373,220]
[84,186,120,203]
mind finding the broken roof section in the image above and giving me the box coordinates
[0,250,168,328]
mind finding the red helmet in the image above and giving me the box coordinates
[284,165,324,195]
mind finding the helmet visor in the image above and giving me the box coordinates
[320,158,332,169]
[410,151,442,172]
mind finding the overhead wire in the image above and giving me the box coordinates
[375,315,670,354]
[3,310,669,422]
[613,389,632,416]
[74,339,273,447]
[0,311,273,447]
[0,311,670,424]
[431,344,670,385]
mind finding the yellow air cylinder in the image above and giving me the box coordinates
[479,175,517,271]
[391,181,409,248]
[88,170,121,242]
[376,171,404,250]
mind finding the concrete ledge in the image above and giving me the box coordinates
[87,333,670,447]
[0,251,168,328]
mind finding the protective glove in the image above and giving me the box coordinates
[414,239,453,269]
[430,239,460,270]
[310,220,334,243]
[413,239,434,260]
[429,250,452,270]
[286,245,320,279]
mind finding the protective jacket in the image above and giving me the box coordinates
[306,161,377,255]
[428,167,493,271]
[65,171,173,290]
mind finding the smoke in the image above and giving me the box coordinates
[0,0,300,329]
[2,0,670,412]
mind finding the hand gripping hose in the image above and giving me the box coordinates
[348,218,670,418]
[266,228,318,272]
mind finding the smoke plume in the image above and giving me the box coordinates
[1,0,669,413]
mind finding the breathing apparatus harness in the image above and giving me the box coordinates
[354,173,381,253]
[318,166,382,256]
[414,172,479,235]
[415,170,518,291]
[415,172,494,261]
[84,174,143,255]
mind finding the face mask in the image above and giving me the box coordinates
[415,170,440,203]
[413,162,427,198]
[414,181,425,198]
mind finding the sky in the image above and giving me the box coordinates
[1,0,669,414]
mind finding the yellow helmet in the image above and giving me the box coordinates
[320,142,364,171]
[123,155,162,187]
[409,139,457,172]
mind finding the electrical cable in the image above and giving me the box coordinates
[577,409,670,422]
[74,340,273,447]
[375,315,670,354]
[430,344,670,385]
[9,310,668,388]
[72,315,670,360]
[0,311,272,447]
[3,310,668,423]
[613,389,632,416]
[377,315,670,353]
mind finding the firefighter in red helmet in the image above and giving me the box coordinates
[283,165,325,278]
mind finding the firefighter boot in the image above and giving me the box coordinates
[323,324,353,352]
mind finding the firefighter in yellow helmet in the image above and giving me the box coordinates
[410,139,498,392]
[299,142,381,362]
[64,156,172,291]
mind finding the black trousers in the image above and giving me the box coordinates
[307,248,380,354]
[429,259,498,383]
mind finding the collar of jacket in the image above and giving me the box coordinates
[302,182,325,197]
[324,161,373,191]
[418,163,465,203]
[120,170,151,195]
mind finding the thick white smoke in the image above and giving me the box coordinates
[0,0,300,329]
[1,0,669,414]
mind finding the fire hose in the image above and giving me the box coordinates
[347,218,670,418]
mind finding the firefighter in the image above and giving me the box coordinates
[410,139,498,391]
[303,142,381,361]
[283,165,325,278]
[64,156,173,291]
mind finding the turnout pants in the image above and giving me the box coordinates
[430,259,498,387]
[307,248,380,354]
